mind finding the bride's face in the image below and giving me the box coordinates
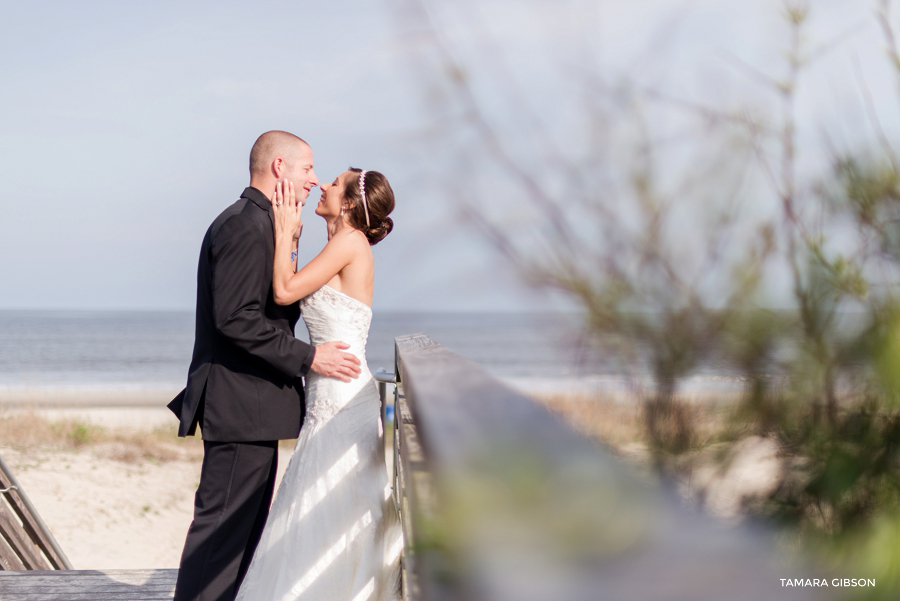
[316,171,353,219]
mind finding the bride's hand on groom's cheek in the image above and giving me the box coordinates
[273,180,303,236]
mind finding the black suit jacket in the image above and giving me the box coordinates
[168,187,315,441]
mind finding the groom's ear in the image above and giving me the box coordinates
[272,157,285,179]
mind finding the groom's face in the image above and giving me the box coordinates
[283,144,318,204]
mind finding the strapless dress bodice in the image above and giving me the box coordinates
[300,285,374,427]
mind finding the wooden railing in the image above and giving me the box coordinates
[386,333,823,601]
[0,454,71,571]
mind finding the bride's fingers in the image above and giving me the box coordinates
[275,181,284,207]
[273,184,294,232]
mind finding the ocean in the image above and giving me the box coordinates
[0,310,611,402]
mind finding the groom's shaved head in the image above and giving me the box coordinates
[249,131,309,177]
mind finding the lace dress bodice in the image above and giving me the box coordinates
[300,285,374,427]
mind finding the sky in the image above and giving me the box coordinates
[0,0,897,311]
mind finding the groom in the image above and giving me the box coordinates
[168,131,361,601]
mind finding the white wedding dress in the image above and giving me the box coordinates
[236,285,402,601]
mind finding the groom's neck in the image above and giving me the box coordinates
[248,177,274,201]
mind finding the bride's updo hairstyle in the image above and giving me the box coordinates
[343,168,395,245]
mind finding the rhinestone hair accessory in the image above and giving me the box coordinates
[358,170,371,227]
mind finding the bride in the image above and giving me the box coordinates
[235,169,401,601]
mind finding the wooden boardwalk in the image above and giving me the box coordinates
[0,569,177,600]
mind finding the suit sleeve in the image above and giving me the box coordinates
[210,214,316,378]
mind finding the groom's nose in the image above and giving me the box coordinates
[308,170,318,188]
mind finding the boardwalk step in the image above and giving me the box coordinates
[0,569,177,600]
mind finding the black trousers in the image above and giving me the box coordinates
[173,440,279,601]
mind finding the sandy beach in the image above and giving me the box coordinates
[0,406,294,570]
[0,387,732,571]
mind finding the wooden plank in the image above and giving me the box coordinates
[395,378,451,601]
[0,569,177,601]
[0,530,27,571]
[0,580,175,589]
[394,390,413,601]
[393,333,825,601]
[0,457,69,569]
[1,585,175,593]
[0,568,176,584]
[394,334,439,385]
[0,587,175,601]
[2,585,175,594]
[0,501,49,570]
[0,590,174,601]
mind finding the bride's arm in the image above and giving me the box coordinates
[272,181,355,305]
[274,236,355,305]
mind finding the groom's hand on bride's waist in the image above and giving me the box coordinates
[309,341,362,382]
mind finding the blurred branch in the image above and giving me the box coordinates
[878,0,900,76]
[395,1,900,559]
[853,52,900,173]
[638,86,778,136]
[401,0,583,263]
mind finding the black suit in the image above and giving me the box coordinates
[168,186,315,601]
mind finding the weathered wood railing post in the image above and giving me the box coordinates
[389,333,823,601]
[0,453,72,571]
